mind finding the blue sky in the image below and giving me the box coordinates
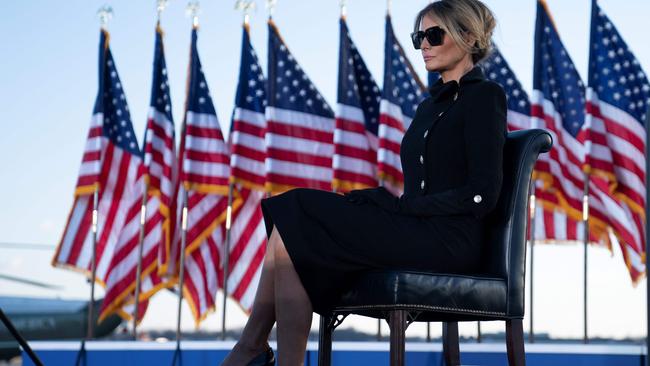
[0,0,648,339]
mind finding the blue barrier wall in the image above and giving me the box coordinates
[23,341,645,366]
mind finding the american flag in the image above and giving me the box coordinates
[97,189,165,323]
[265,20,335,193]
[176,27,233,324]
[531,0,613,245]
[216,188,266,311]
[221,24,269,311]
[582,0,649,281]
[378,15,426,195]
[480,47,530,132]
[142,25,178,277]
[53,30,164,322]
[481,45,604,245]
[99,24,178,323]
[332,17,381,192]
[230,24,267,191]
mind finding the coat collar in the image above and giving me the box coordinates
[428,66,485,102]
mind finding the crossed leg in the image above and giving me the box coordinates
[220,226,313,366]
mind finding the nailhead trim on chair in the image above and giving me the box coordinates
[334,303,507,317]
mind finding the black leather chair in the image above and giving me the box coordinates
[317,129,553,366]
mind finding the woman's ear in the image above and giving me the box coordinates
[462,31,477,48]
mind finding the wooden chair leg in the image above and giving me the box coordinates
[318,314,333,366]
[506,319,526,366]
[442,322,460,366]
[388,310,407,366]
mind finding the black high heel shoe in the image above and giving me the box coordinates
[247,346,275,366]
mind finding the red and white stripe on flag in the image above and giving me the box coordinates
[182,187,267,323]
[530,92,611,242]
[144,107,177,276]
[218,187,266,311]
[98,186,171,323]
[178,108,234,256]
[265,107,335,193]
[56,137,168,321]
[55,142,138,282]
[377,100,410,195]
[531,185,610,247]
[507,109,606,245]
[183,187,267,323]
[333,104,379,192]
[182,111,231,195]
[583,90,646,280]
[75,114,105,196]
[580,0,648,281]
[182,215,224,325]
[230,107,267,190]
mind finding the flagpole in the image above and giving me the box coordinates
[582,173,590,344]
[380,2,391,340]
[643,105,650,366]
[266,0,276,19]
[85,5,113,341]
[221,182,234,340]
[223,0,257,342]
[376,174,384,342]
[132,1,171,340]
[175,189,189,347]
[174,2,201,351]
[87,187,100,340]
[528,185,536,343]
[132,184,148,340]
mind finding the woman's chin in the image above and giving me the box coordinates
[424,61,440,73]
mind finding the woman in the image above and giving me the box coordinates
[221,0,505,365]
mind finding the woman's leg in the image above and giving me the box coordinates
[220,227,280,366]
[273,228,313,365]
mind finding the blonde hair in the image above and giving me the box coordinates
[414,0,496,64]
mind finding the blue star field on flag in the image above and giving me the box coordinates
[481,45,531,116]
[589,0,649,124]
[534,2,586,137]
[338,19,381,135]
[267,22,333,118]
[234,26,267,115]
[382,16,426,118]
[96,30,140,156]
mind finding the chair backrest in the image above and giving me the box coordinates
[482,129,552,317]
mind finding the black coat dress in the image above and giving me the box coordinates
[260,66,507,314]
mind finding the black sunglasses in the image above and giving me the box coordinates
[410,26,446,49]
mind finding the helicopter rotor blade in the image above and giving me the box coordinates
[0,273,63,290]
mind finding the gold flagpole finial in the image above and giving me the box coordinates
[186,1,201,27]
[97,5,114,30]
[157,0,170,22]
[235,0,256,25]
[340,0,347,18]
[266,0,277,19]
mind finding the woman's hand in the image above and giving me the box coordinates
[345,187,399,212]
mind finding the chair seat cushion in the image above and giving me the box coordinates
[335,270,508,321]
